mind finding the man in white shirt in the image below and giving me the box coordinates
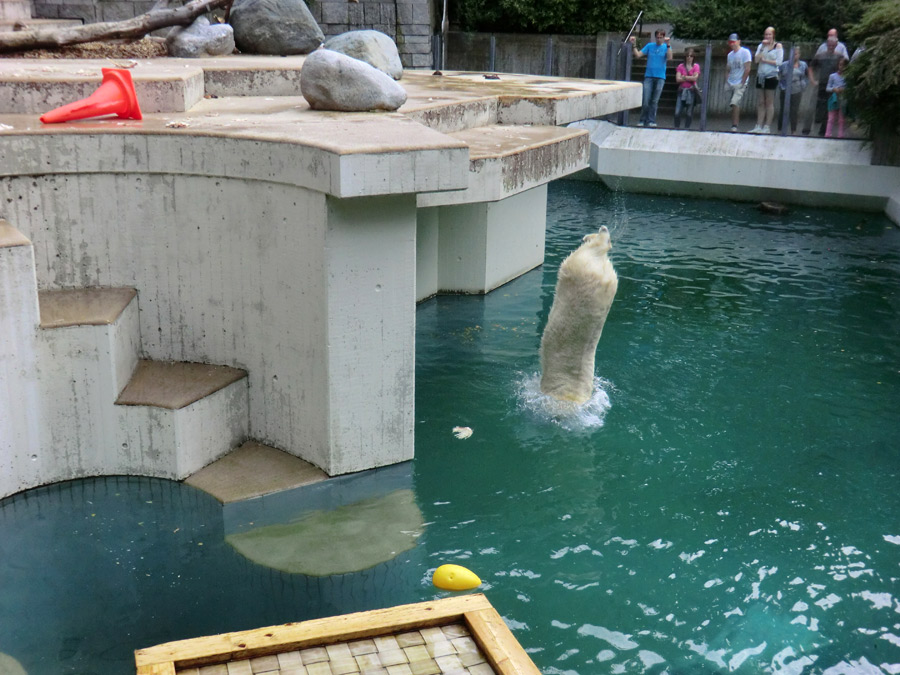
[724,33,752,132]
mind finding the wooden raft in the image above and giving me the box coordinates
[135,594,540,675]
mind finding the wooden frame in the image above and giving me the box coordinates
[135,593,540,675]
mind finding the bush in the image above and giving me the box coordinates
[844,0,900,144]
[452,0,672,35]
[673,0,867,42]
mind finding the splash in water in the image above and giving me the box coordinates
[517,372,613,430]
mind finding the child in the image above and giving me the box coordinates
[825,58,848,138]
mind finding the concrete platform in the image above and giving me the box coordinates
[579,120,900,213]
[185,441,328,503]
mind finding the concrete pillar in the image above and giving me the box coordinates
[436,184,547,294]
[415,207,440,302]
[0,221,41,498]
[324,195,418,474]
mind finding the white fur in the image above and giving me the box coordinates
[540,226,618,404]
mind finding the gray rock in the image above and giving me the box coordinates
[300,49,407,112]
[166,16,235,58]
[324,30,403,80]
[230,0,324,55]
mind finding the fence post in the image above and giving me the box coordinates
[433,34,441,70]
[545,35,554,76]
[700,41,712,131]
[780,45,795,136]
[622,46,632,126]
[489,34,496,72]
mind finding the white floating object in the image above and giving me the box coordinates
[452,426,473,439]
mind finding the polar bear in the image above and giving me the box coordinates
[540,226,618,405]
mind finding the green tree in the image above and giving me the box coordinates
[844,0,900,159]
[452,0,669,34]
[673,0,867,42]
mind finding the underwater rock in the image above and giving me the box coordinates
[225,489,424,575]
[323,30,403,80]
[0,652,27,675]
[540,226,618,405]
[300,49,407,112]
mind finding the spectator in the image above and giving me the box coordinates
[778,47,813,134]
[751,27,783,133]
[809,28,850,135]
[724,33,752,132]
[825,57,848,138]
[630,30,673,128]
[674,48,701,129]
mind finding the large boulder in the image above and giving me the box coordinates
[323,30,403,80]
[166,16,235,58]
[300,49,408,112]
[230,0,324,55]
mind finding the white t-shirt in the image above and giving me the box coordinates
[727,47,752,86]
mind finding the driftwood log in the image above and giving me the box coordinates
[0,0,233,53]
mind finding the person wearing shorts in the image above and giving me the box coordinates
[751,27,783,133]
[725,33,752,132]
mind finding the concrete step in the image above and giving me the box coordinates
[34,286,142,482]
[116,360,250,479]
[38,287,136,329]
[185,440,327,504]
[116,359,247,410]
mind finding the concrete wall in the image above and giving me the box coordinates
[583,120,900,212]
[32,0,436,68]
[310,0,435,68]
[0,171,416,477]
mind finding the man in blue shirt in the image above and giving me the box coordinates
[629,30,673,127]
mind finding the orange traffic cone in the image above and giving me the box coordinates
[40,68,142,124]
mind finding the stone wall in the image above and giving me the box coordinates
[309,0,435,68]
[31,0,436,69]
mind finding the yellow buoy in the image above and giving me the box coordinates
[432,564,481,591]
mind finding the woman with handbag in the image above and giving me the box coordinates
[674,48,701,129]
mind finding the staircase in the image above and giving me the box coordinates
[1,219,250,499]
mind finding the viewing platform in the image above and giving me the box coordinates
[0,57,640,499]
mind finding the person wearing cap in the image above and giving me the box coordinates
[629,30,673,128]
[725,33,752,132]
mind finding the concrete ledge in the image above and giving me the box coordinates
[419,124,588,207]
[0,61,205,114]
[587,121,900,211]
[887,188,900,227]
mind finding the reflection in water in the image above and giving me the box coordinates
[0,652,27,675]
[226,489,424,575]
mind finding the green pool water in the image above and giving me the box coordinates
[1,181,898,674]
